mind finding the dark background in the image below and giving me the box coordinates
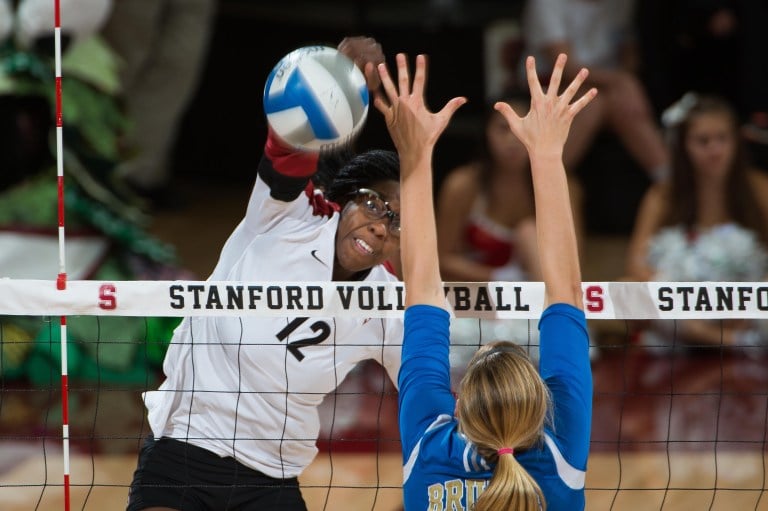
[172,1,507,181]
[170,0,652,234]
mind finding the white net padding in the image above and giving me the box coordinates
[0,280,767,511]
[2,280,768,319]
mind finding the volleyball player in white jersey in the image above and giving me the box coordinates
[126,38,405,511]
[378,52,595,510]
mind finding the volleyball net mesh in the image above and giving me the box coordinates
[0,280,766,510]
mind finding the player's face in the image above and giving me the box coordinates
[685,112,737,179]
[335,180,400,278]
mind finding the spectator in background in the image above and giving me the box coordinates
[436,94,542,284]
[437,94,599,367]
[521,0,670,183]
[625,94,768,351]
[102,0,216,210]
[0,0,13,43]
[636,0,768,149]
[0,0,188,386]
[13,0,113,48]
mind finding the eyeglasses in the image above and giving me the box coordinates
[351,188,401,236]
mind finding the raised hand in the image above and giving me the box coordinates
[338,36,385,91]
[372,53,466,168]
[494,54,596,157]
[496,53,595,308]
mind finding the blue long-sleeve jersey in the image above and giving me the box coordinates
[398,303,592,510]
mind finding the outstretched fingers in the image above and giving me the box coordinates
[557,64,597,117]
[372,60,396,120]
[547,53,567,97]
[525,56,544,98]
[493,101,522,134]
[558,64,586,101]
[372,53,420,120]
[372,52,465,154]
[438,96,468,123]
[396,53,411,97]
[568,80,598,118]
[410,54,427,100]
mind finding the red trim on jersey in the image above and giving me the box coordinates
[265,128,319,178]
[464,222,515,267]
[304,181,340,218]
[383,260,399,277]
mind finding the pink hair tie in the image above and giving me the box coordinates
[497,447,514,456]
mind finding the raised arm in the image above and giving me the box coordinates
[494,54,596,308]
[372,54,465,307]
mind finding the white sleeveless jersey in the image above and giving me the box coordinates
[144,155,403,479]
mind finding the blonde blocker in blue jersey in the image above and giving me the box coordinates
[377,51,595,511]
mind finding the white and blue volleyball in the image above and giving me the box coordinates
[263,46,369,152]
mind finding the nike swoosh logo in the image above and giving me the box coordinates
[311,249,327,267]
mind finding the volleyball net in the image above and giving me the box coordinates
[0,280,767,510]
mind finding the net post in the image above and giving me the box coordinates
[53,0,71,508]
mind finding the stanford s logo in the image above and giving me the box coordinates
[99,283,117,310]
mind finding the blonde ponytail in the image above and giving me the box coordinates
[474,452,544,511]
[457,341,551,511]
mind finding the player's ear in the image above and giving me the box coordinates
[454,398,460,419]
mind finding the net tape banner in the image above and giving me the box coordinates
[1,280,768,319]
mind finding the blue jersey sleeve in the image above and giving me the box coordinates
[538,303,592,470]
[398,305,454,460]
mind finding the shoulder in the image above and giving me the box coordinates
[637,182,670,219]
[440,164,481,196]
[438,164,481,210]
[747,168,768,221]
[747,168,768,195]
[643,182,669,204]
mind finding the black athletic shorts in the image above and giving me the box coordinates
[126,435,307,511]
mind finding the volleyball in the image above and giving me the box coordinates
[263,46,369,152]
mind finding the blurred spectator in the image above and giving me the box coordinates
[437,92,601,367]
[437,95,542,283]
[625,94,768,351]
[102,0,216,210]
[437,95,593,367]
[521,0,670,182]
[636,0,768,149]
[1,0,125,190]
[0,0,13,43]
[14,0,112,48]
[0,0,191,385]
